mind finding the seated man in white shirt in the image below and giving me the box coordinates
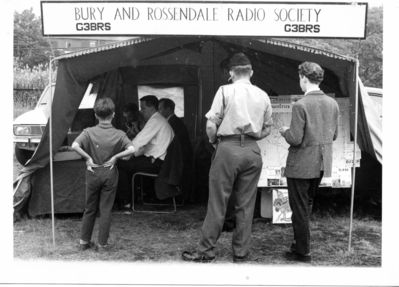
[116,95,174,209]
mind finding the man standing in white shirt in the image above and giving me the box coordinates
[117,95,174,209]
[182,53,273,263]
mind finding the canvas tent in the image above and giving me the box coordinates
[13,36,382,217]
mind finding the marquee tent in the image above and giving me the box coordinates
[13,36,382,217]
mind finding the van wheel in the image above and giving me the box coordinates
[14,146,34,165]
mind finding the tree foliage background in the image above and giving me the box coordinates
[284,7,383,88]
[13,7,382,87]
[14,8,56,68]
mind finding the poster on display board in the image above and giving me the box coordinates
[272,189,292,224]
[257,95,361,188]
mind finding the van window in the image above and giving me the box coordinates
[37,82,99,109]
[138,85,184,117]
[37,85,55,108]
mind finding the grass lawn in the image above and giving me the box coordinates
[13,205,381,266]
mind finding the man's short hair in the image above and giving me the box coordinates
[93,97,114,119]
[140,95,159,110]
[229,52,252,76]
[298,62,324,84]
[123,102,139,114]
[159,98,175,112]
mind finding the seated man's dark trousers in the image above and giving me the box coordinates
[116,156,163,206]
[198,137,262,258]
[80,166,118,246]
[286,171,323,256]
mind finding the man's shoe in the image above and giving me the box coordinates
[233,254,250,263]
[284,251,311,263]
[96,244,111,252]
[181,251,215,263]
[78,241,95,251]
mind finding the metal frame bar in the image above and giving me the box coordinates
[48,57,55,247]
[348,59,360,252]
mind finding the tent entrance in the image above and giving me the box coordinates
[115,65,201,142]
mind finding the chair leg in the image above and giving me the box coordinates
[172,197,176,212]
[132,174,137,213]
[139,196,176,213]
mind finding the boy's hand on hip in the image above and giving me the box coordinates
[86,158,97,173]
[104,157,117,169]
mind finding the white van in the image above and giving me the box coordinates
[13,83,97,164]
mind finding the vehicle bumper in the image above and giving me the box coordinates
[14,138,41,151]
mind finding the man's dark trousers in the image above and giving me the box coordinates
[80,166,118,246]
[287,172,323,256]
[116,156,163,206]
[199,138,262,258]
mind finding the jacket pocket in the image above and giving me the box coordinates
[286,149,298,167]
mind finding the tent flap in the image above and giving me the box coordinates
[357,80,382,163]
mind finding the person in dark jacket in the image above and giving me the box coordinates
[159,98,193,201]
[279,61,339,263]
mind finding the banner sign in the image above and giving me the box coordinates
[41,1,367,38]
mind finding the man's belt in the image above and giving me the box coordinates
[219,134,256,146]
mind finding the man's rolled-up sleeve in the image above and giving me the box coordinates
[205,87,224,126]
[132,118,158,151]
[263,100,273,127]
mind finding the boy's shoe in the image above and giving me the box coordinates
[78,241,95,251]
[181,251,215,263]
[284,250,312,263]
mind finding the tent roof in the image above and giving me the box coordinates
[55,37,154,60]
[55,36,355,63]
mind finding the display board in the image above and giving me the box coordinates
[257,95,361,188]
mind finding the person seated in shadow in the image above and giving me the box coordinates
[158,98,193,202]
[122,103,145,140]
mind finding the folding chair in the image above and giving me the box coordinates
[131,172,177,213]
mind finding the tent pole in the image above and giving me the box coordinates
[348,59,360,252]
[49,57,55,247]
